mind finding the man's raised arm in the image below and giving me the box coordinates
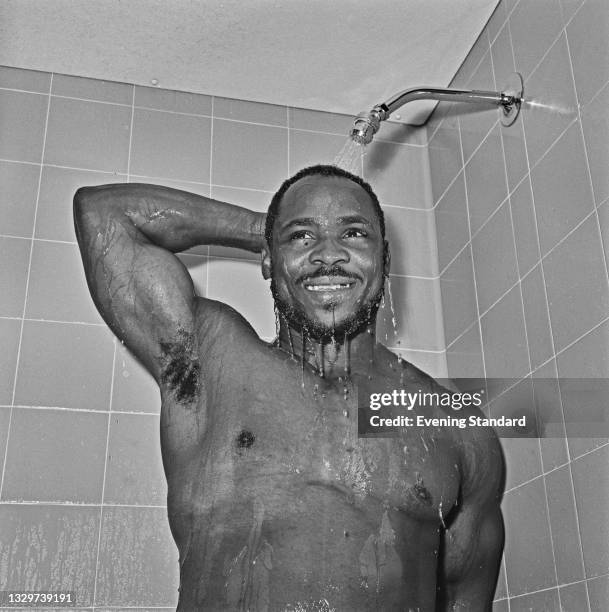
[73,183,265,386]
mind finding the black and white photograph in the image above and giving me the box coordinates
[0,1,607,610]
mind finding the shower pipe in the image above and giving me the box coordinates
[350,72,523,145]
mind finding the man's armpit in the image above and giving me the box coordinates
[159,328,201,404]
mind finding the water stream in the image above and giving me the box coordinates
[332,137,366,174]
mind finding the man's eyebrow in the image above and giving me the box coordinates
[279,217,317,231]
[336,215,372,226]
[279,215,373,232]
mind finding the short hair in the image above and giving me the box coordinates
[264,164,385,248]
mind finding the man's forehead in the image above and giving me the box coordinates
[280,175,375,220]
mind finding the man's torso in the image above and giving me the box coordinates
[162,314,464,611]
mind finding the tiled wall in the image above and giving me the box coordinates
[0,65,441,608]
[427,0,609,609]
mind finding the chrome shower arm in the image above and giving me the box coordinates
[350,74,523,145]
[382,85,514,116]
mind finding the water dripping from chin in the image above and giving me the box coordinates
[273,304,280,345]
[385,276,398,338]
[300,327,307,388]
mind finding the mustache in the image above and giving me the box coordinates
[299,265,361,284]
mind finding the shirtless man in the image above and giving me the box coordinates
[74,164,504,611]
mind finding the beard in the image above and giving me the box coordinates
[270,265,385,341]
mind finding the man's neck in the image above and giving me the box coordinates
[275,318,378,380]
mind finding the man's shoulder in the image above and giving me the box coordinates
[454,404,504,501]
[375,344,439,387]
[193,296,263,346]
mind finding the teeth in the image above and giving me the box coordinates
[305,283,352,292]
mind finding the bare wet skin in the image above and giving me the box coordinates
[165,323,463,611]
[74,177,502,611]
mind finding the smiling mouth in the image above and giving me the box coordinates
[304,282,355,292]
[303,276,355,293]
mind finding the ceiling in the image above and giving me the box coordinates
[0,0,498,125]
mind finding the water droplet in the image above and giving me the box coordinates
[438,501,447,530]
[301,327,307,388]
[274,305,280,341]
[386,276,398,337]
[344,334,351,375]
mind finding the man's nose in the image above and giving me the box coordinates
[308,237,349,266]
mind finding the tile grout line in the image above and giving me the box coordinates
[581,75,609,110]
[455,92,487,382]
[126,85,135,178]
[567,455,593,604]
[433,116,499,209]
[491,21,536,604]
[1,73,53,500]
[446,297,607,364]
[0,156,430,209]
[93,85,136,606]
[0,316,105,326]
[507,581,570,601]
[0,234,75,244]
[541,468,562,606]
[206,96,215,293]
[490,24,534,383]
[474,206,600,339]
[561,26,596,609]
[432,101,576,225]
[0,500,167,509]
[0,83,425,148]
[0,157,40,167]
[434,66,582,219]
[427,41,493,143]
[504,441,609,495]
[286,106,291,176]
[2,404,160,416]
[500,556,510,608]
[564,26,609,303]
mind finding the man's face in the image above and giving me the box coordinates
[263,175,388,340]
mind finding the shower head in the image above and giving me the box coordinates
[350,105,388,145]
[350,73,524,145]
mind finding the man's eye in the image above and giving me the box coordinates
[343,228,367,238]
[290,231,314,241]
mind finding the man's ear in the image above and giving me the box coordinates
[383,241,391,277]
[261,244,272,280]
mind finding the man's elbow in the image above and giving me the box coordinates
[74,183,129,220]
[73,185,124,237]
[73,185,96,224]
[73,184,111,210]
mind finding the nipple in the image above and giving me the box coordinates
[236,429,255,450]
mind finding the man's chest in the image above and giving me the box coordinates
[202,374,462,523]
